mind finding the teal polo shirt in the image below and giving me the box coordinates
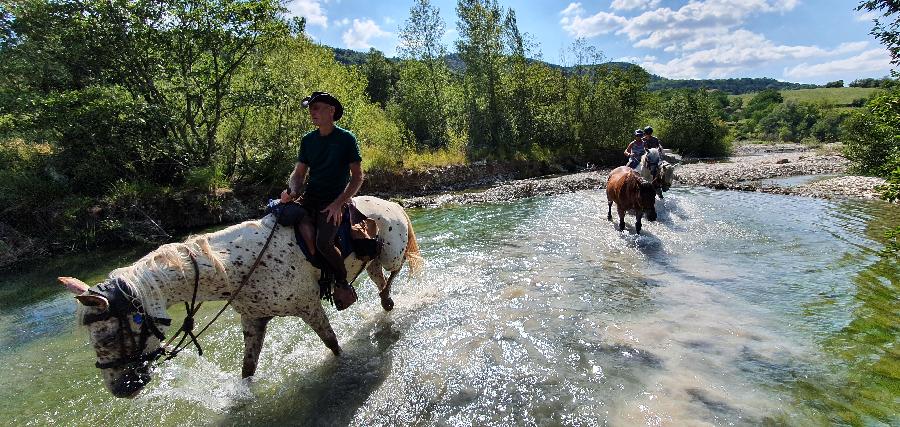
[297,126,362,202]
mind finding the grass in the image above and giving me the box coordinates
[732,87,885,107]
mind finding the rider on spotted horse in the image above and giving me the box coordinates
[274,91,366,310]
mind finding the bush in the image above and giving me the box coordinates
[842,87,900,177]
[656,90,730,157]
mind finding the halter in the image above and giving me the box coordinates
[83,219,281,372]
[82,278,172,370]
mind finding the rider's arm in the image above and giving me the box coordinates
[624,141,634,156]
[281,162,307,203]
[322,162,363,225]
[334,162,364,205]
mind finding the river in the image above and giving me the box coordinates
[0,188,897,426]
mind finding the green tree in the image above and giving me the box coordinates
[456,0,508,155]
[361,48,397,108]
[657,90,730,157]
[842,88,900,177]
[857,1,900,67]
[397,0,452,149]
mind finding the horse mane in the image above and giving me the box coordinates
[76,235,228,324]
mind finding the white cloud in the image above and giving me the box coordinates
[856,11,878,22]
[783,48,893,79]
[560,3,627,38]
[287,0,328,28]
[383,16,396,25]
[335,18,350,27]
[610,0,660,11]
[342,19,392,50]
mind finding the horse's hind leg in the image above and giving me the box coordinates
[300,304,341,356]
[607,201,613,221]
[617,205,627,231]
[367,261,396,311]
[636,212,643,235]
[241,316,273,378]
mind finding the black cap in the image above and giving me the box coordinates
[634,129,644,137]
[643,126,653,134]
[302,91,343,121]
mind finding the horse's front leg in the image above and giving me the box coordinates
[367,261,395,311]
[635,211,643,234]
[617,205,627,231]
[241,316,273,378]
[300,304,341,356]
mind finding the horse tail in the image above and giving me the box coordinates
[402,210,425,277]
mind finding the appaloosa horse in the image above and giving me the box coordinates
[607,166,658,234]
[635,148,675,199]
[59,195,423,398]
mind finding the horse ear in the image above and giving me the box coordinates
[58,276,89,295]
[75,294,110,311]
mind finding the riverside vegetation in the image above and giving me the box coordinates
[0,0,898,267]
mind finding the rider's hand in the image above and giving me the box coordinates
[280,189,294,203]
[322,201,343,225]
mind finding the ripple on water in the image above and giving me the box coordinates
[1,187,898,425]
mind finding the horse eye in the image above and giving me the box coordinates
[133,313,144,324]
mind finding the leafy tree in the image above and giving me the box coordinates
[857,1,900,67]
[825,80,845,88]
[656,90,730,157]
[397,0,452,148]
[361,48,397,108]
[842,88,900,177]
[456,0,508,155]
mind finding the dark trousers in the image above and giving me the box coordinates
[301,197,347,283]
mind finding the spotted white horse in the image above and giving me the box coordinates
[58,195,423,398]
[635,147,675,198]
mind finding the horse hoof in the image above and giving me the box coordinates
[381,297,395,311]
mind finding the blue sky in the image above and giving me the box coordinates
[288,0,894,84]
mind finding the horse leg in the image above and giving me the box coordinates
[617,205,626,231]
[636,211,643,235]
[300,304,342,356]
[607,201,613,221]
[241,316,273,378]
[366,261,395,311]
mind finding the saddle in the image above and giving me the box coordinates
[266,200,381,267]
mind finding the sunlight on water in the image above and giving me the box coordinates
[0,188,897,426]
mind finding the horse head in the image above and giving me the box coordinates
[60,276,171,398]
[638,179,658,222]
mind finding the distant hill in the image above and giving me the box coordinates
[647,77,818,94]
[329,47,819,95]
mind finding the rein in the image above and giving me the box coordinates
[162,218,281,361]
[85,217,280,371]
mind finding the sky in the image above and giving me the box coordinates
[287,0,895,84]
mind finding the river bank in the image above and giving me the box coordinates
[401,144,887,208]
[0,144,887,270]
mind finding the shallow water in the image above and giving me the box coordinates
[1,188,898,426]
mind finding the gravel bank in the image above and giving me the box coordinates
[401,150,887,208]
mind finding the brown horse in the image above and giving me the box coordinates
[607,166,657,234]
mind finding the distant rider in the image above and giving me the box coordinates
[642,126,663,152]
[624,129,646,169]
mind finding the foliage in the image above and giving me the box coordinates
[857,0,900,67]
[841,87,900,177]
[655,90,730,157]
[825,80,845,88]
[647,77,817,94]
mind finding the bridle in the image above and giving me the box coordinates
[83,219,280,372]
[82,278,171,370]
